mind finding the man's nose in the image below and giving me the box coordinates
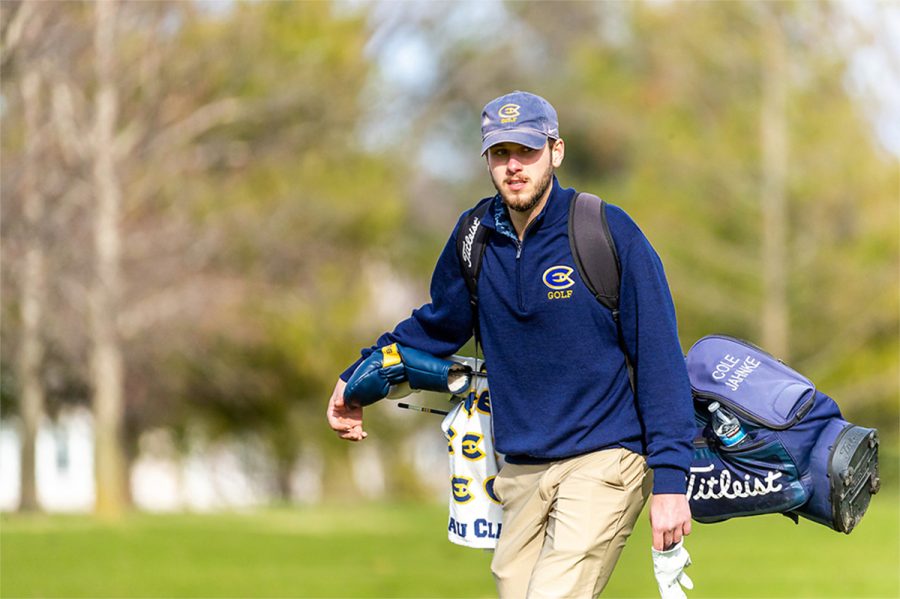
[506,157,523,172]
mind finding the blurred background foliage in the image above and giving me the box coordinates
[0,0,897,514]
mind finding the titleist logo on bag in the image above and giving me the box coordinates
[687,464,784,501]
[462,217,480,269]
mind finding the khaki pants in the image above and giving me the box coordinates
[490,447,652,599]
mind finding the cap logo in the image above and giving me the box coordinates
[498,103,520,124]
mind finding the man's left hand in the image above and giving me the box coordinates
[649,493,692,550]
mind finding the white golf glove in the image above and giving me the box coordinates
[651,541,693,599]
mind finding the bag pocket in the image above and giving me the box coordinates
[687,335,816,430]
[688,429,809,523]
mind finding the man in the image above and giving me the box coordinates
[327,91,695,598]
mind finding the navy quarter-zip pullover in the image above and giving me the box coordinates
[342,177,695,494]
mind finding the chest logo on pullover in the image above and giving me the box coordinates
[542,265,575,300]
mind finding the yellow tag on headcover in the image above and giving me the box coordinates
[381,343,402,367]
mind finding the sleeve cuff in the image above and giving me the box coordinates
[651,466,688,495]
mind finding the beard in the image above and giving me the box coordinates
[492,161,555,213]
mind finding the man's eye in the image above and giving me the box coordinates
[493,149,507,157]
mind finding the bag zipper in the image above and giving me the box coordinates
[514,217,541,312]
[700,334,792,366]
[693,388,813,430]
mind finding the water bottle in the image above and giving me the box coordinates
[708,401,747,447]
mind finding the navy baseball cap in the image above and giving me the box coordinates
[480,91,560,155]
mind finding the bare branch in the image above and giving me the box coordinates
[147,97,245,157]
[52,81,90,163]
[1,1,37,62]
[112,119,147,161]
[48,178,92,231]
[118,278,246,339]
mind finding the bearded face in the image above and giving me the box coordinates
[486,141,556,214]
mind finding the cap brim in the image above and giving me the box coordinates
[481,129,548,155]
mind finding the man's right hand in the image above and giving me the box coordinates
[326,378,367,442]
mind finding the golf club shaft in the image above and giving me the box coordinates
[397,403,449,416]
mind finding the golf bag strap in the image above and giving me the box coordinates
[568,192,634,390]
[568,193,620,312]
[456,197,493,352]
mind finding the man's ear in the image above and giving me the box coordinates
[550,139,565,168]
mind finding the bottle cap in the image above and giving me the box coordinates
[707,401,720,412]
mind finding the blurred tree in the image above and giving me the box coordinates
[564,1,899,427]
[2,0,414,506]
[3,1,49,512]
[15,66,45,513]
[1,0,100,511]
[90,0,127,519]
[759,4,790,358]
[163,0,414,498]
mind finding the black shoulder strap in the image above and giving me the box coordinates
[456,198,493,348]
[568,192,621,316]
[568,192,634,390]
[457,198,493,302]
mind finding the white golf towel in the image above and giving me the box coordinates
[440,358,504,549]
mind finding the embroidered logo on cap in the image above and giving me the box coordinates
[498,103,520,123]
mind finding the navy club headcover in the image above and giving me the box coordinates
[344,344,471,408]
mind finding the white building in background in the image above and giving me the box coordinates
[0,407,305,512]
[0,408,95,511]
[0,403,448,512]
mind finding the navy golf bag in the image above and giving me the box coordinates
[685,335,880,533]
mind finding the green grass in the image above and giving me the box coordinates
[1,497,897,599]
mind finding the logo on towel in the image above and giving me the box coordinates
[475,390,491,415]
[446,426,457,455]
[461,433,485,461]
[484,476,501,504]
[451,476,473,503]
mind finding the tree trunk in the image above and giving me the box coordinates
[760,10,789,359]
[91,0,126,519]
[17,69,45,513]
